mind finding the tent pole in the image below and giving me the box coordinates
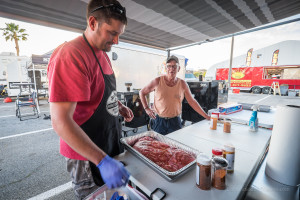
[228,36,234,90]
[32,63,37,92]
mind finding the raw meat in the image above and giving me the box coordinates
[132,136,194,172]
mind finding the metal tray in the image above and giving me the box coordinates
[120,131,200,181]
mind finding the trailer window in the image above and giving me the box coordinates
[263,66,300,80]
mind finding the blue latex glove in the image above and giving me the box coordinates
[97,155,130,189]
[110,192,124,200]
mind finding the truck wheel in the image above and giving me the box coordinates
[252,86,261,94]
[262,87,271,94]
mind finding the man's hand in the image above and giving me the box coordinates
[205,115,211,120]
[145,107,156,119]
[118,102,134,122]
[97,155,130,189]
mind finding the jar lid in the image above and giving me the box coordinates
[212,148,223,155]
[212,156,228,168]
[224,144,235,152]
[197,153,211,165]
[211,114,218,118]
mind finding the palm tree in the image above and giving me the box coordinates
[0,23,28,56]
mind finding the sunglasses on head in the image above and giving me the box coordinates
[90,4,126,15]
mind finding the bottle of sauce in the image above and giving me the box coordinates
[196,154,211,190]
[223,144,235,173]
[210,114,218,130]
[212,156,228,190]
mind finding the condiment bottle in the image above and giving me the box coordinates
[212,147,223,158]
[210,114,218,130]
[223,118,231,133]
[223,144,235,173]
[212,156,228,190]
[196,154,211,190]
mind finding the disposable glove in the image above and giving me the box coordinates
[97,155,130,189]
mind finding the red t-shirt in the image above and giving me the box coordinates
[48,36,114,160]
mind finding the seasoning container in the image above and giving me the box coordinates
[210,114,218,130]
[212,147,223,158]
[223,144,235,173]
[223,118,231,133]
[196,154,211,190]
[212,156,228,190]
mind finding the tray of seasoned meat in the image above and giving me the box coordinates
[120,131,201,181]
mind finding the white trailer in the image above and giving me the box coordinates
[106,43,186,103]
[0,52,31,97]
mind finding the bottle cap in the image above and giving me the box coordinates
[224,144,235,152]
[197,153,211,165]
[211,114,218,119]
[212,148,223,156]
[212,156,228,168]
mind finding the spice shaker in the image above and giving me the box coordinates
[210,114,218,130]
[212,156,228,190]
[196,154,211,190]
[223,118,231,133]
[223,144,235,173]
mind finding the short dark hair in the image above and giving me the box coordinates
[87,0,127,25]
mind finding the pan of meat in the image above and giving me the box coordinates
[120,131,201,181]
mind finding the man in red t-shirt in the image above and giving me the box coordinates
[48,0,133,199]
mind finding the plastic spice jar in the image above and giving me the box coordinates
[212,147,223,157]
[212,156,228,190]
[223,118,231,133]
[223,144,235,173]
[210,114,218,130]
[196,154,211,190]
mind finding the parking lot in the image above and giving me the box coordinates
[0,93,299,200]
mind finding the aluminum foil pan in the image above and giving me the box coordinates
[120,131,201,181]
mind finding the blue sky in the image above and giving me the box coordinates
[1,15,300,70]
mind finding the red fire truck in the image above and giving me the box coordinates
[216,65,300,94]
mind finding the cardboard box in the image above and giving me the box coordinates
[219,103,243,115]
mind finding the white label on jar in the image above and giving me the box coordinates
[225,153,235,170]
[196,164,200,185]
[210,119,214,128]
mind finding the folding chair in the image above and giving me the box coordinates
[15,91,40,121]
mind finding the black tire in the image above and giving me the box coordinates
[262,87,271,94]
[252,86,262,94]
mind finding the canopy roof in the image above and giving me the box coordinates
[1,0,300,50]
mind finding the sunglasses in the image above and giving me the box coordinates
[90,4,126,15]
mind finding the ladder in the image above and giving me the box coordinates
[270,82,281,96]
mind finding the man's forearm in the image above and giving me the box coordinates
[52,115,106,165]
[188,99,209,119]
[139,90,149,109]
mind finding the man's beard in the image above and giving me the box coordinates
[103,42,113,52]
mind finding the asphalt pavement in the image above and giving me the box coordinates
[0,93,299,200]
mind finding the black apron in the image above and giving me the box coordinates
[81,34,123,186]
